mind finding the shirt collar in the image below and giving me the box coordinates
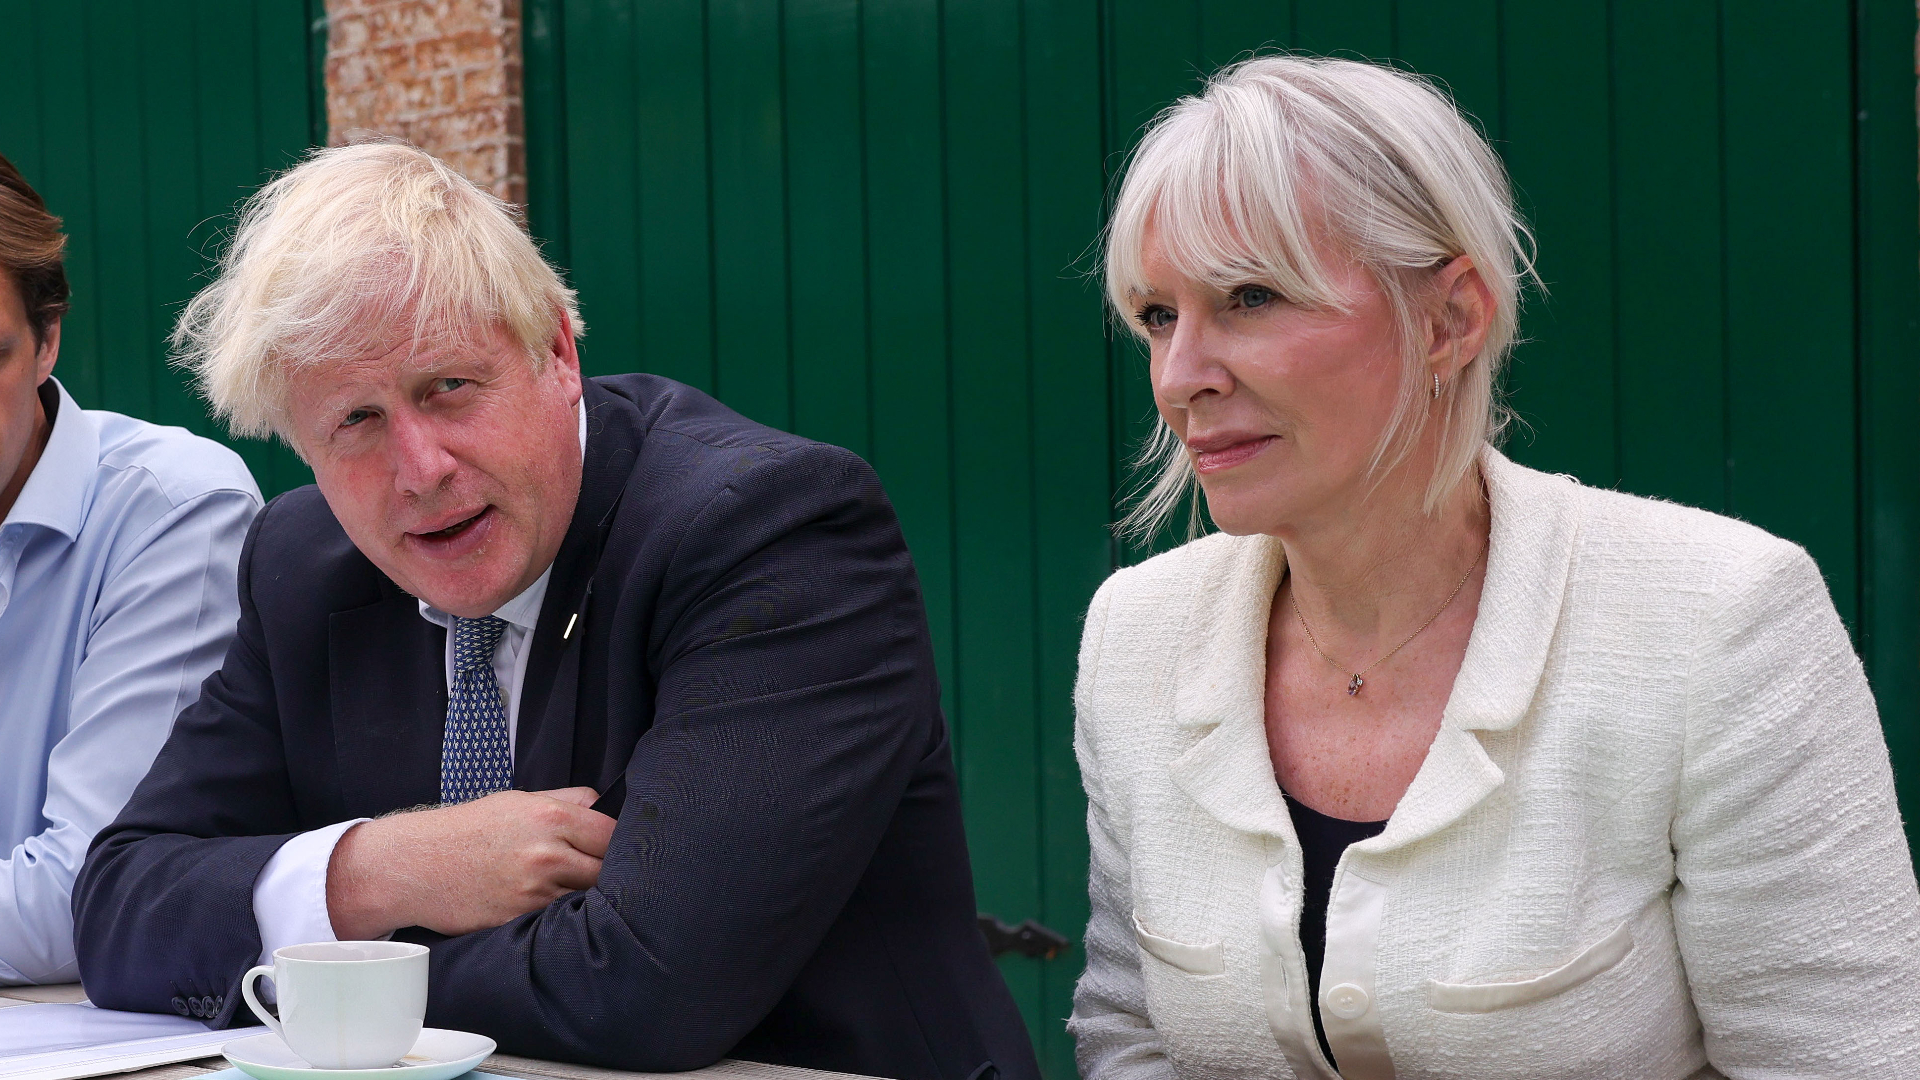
[419,562,554,632]
[2,378,100,541]
[416,400,586,631]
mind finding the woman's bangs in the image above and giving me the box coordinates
[1149,122,1340,309]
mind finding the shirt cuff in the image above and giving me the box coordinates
[252,818,371,968]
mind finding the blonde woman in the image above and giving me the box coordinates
[1069,56,1920,1079]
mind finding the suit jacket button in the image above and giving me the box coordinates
[212,995,225,1011]
[171,996,189,1016]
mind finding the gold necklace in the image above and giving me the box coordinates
[1288,544,1486,697]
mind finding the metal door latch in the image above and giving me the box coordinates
[977,914,1070,960]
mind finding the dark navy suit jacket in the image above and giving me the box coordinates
[74,374,1039,1080]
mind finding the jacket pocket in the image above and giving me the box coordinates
[1132,913,1225,977]
[1426,918,1635,1014]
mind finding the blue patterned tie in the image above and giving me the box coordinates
[440,615,514,804]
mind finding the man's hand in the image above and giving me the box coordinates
[325,787,616,940]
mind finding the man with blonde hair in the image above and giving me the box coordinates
[73,143,1038,1080]
[0,153,259,986]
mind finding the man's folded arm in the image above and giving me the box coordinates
[73,503,306,1024]
[421,444,943,1071]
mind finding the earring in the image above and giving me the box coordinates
[1432,372,1443,400]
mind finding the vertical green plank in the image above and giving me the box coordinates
[247,0,314,495]
[1394,0,1501,143]
[194,0,275,488]
[256,1,311,176]
[1292,0,1394,61]
[862,0,957,739]
[783,0,870,458]
[138,0,208,435]
[1608,0,1725,512]
[87,0,155,420]
[307,0,329,148]
[561,0,642,378]
[35,0,99,407]
[1721,0,1856,628]
[1106,0,1201,564]
[1857,0,1920,842]
[523,0,570,269]
[632,0,715,391]
[1498,1,1616,484]
[1198,0,1292,68]
[944,0,1043,1038]
[250,0,320,497]
[1107,0,1202,159]
[1025,0,1109,1069]
[0,1,46,184]
[708,0,791,429]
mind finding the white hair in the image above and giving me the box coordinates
[1106,54,1538,539]
[172,140,584,441]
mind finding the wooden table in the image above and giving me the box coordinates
[0,986,877,1080]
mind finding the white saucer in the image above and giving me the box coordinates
[223,1027,496,1080]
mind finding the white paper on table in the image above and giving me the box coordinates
[0,1001,264,1080]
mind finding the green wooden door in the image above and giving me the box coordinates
[526,2,1919,1074]
[0,0,324,497]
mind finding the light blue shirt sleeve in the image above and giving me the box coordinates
[0,486,259,984]
[0,382,262,985]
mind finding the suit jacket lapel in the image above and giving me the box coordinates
[330,592,447,816]
[513,381,640,794]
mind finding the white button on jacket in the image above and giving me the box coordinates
[1323,985,1368,1020]
[1068,448,1920,1079]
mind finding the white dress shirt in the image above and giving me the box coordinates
[0,378,260,984]
[250,404,584,958]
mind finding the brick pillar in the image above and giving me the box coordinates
[323,0,526,205]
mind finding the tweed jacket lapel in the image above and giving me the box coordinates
[1372,448,1582,851]
[1435,448,1581,733]
[1167,447,1583,850]
[1166,529,1290,838]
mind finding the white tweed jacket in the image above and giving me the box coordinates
[1069,448,1920,1080]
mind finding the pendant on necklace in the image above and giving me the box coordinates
[1347,673,1364,696]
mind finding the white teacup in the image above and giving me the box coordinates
[241,940,430,1069]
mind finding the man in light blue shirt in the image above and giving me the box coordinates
[0,154,261,983]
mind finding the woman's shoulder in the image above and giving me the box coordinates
[1096,529,1255,600]
[1484,451,1844,692]
[1076,531,1272,730]
[1490,455,1852,709]
[1493,451,1814,593]
[1085,530,1274,648]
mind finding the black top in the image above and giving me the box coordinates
[74,374,1040,1080]
[1286,792,1388,1071]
